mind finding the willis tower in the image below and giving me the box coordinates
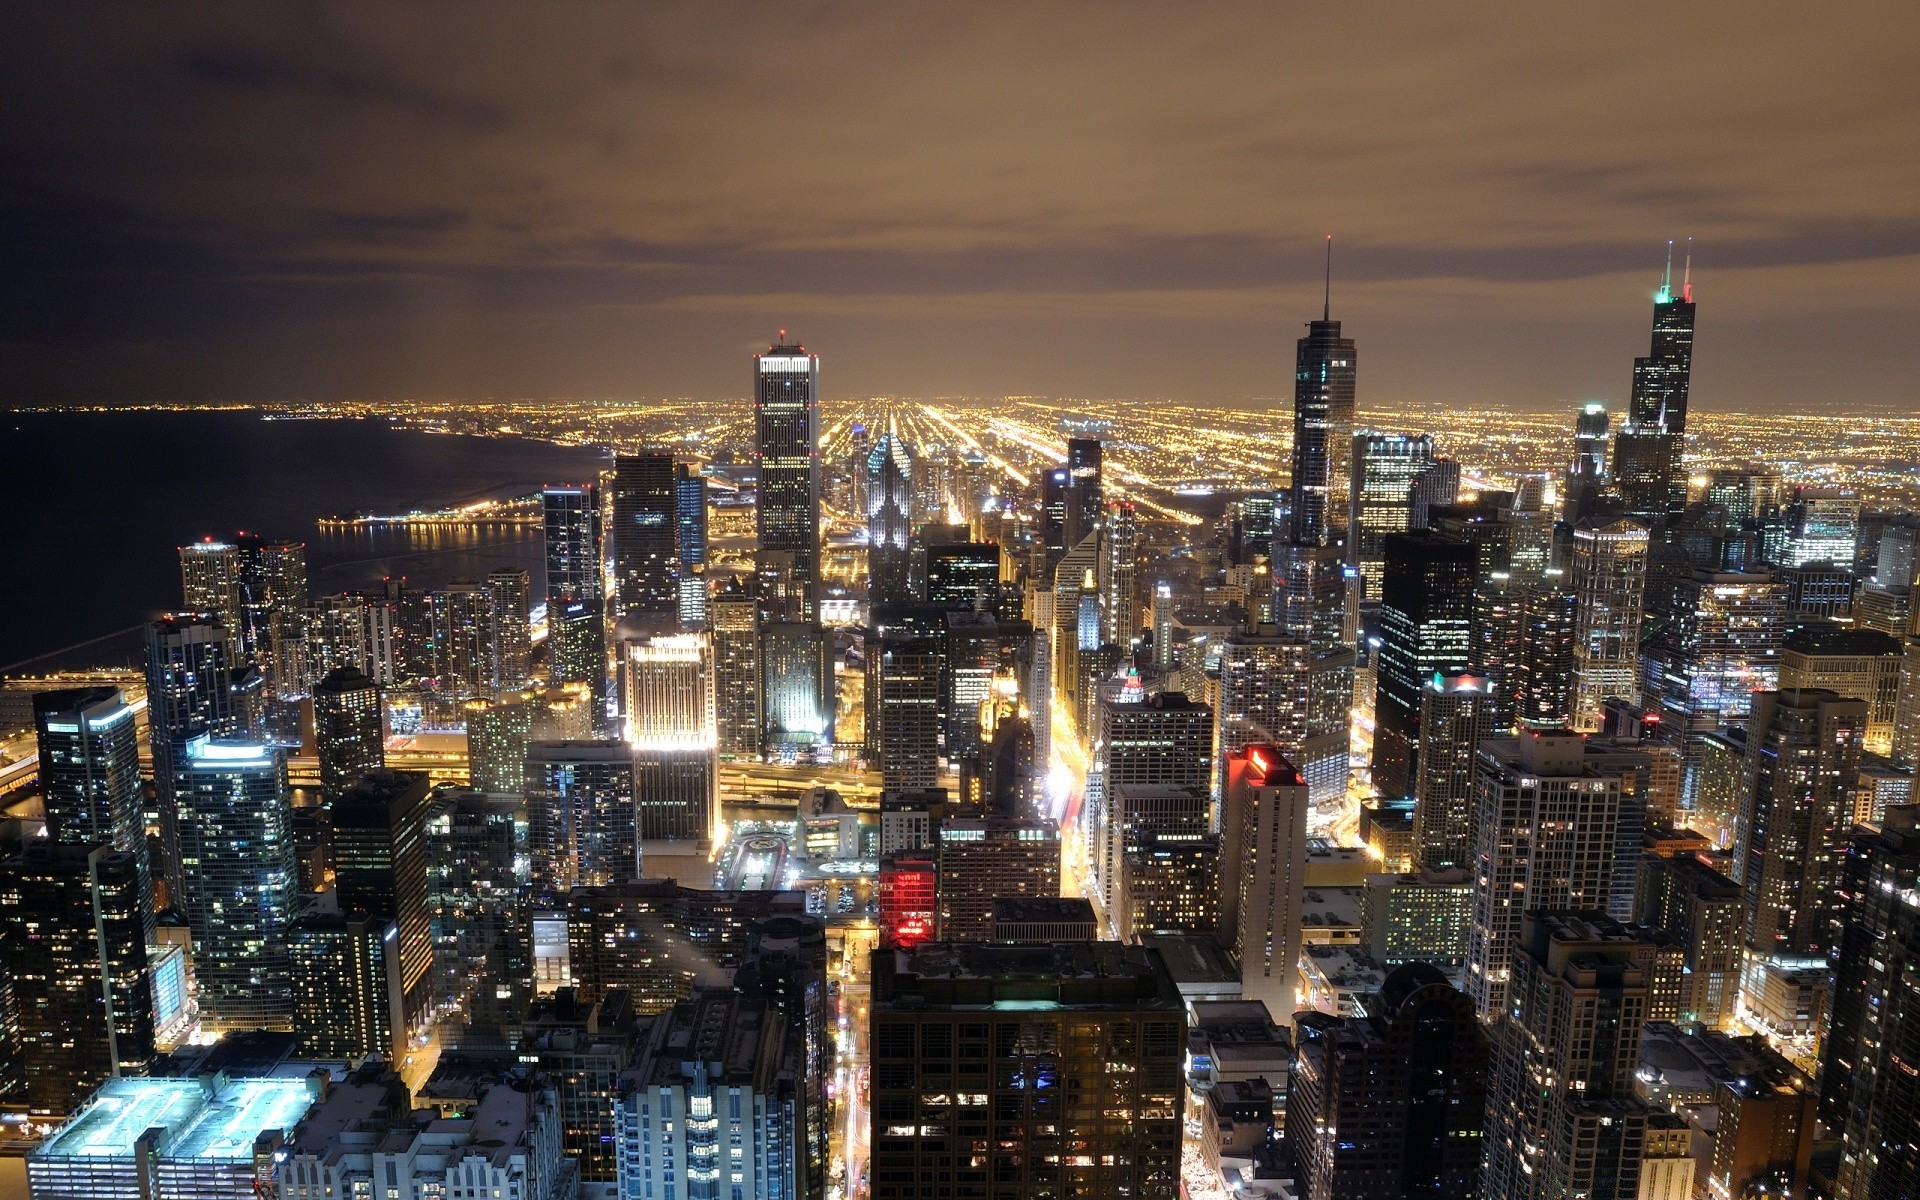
[1613,245,1696,522]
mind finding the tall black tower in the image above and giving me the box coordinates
[1291,237,1357,548]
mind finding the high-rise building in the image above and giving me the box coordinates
[0,843,153,1116]
[330,769,435,1036]
[175,736,296,1030]
[1570,519,1651,731]
[1373,531,1476,798]
[1065,436,1104,549]
[1288,964,1488,1200]
[1291,264,1358,548]
[710,581,764,755]
[466,690,535,796]
[755,338,823,622]
[1465,730,1630,1018]
[1826,806,1920,1195]
[1220,745,1310,1024]
[1778,623,1903,756]
[868,942,1185,1200]
[561,881,806,1010]
[285,913,405,1065]
[1119,833,1220,939]
[675,462,708,572]
[527,740,640,892]
[870,627,942,790]
[484,567,533,690]
[425,580,494,697]
[1348,432,1436,598]
[1770,486,1860,569]
[1409,671,1492,870]
[1215,625,1350,809]
[312,666,384,798]
[543,484,606,707]
[32,687,144,857]
[1635,851,1744,1029]
[878,850,938,949]
[145,613,258,897]
[1735,688,1866,960]
[306,590,400,686]
[614,991,803,1200]
[1484,913,1671,1200]
[867,426,916,604]
[935,818,1060,942]
[924,541,1000,611]
[179,539,246,636]
[761,620,831,749]
[611,452,679,618]
[1565,402,1611,521]
[1640,570,1785,780]
[1102,500,1139,645]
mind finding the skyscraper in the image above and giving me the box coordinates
[870,627,942,790]
[175,736,297,1030]
[1409,671,1492,871]
[1220,745,1309,1024]
[610,452,679,619]
[528,740,641,892]
[1064,436,1104,548]
[285,912,405,1066]
[330,769,435,1035]
[924,541,1000,610]
[935,818,1060,942]
[1373,530,1476,798]
[1636,851,1743,1029]
[866,425,915,604]
[178,540,246,638]
[1288,964,1488,1200]
[32,687,144,856]
[868,942,1185,1200]
[1779,622,1904,756]
[1216,625,1350,809]
[543,484,606,711]
[710,581,763,755]
[754,337,822,622]
[145,613,257,899]
[484,567,533,690]
[1483,913,1669,1200]
[1612,248,1697,521]
[1569,519,1650,731]
[1291,249,1357,548]
[312,666,384,799]
[0,843,153,1116]
[1348,432,1437,597]
[1465,730,1630,1018]
[1735,688,1866,960]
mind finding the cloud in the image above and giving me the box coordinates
[0,1,1916,406]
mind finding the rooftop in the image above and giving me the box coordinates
[878,941,1183,1011]
[34,1076,318,1164]
[990,896,1098,925]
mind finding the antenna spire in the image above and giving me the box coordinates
[1661,240,1673,300]
[1323,234,1333,321]
[1682,236,1693,303]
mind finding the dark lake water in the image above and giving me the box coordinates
[0,410,609,670]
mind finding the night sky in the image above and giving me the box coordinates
[3,3,1917,411]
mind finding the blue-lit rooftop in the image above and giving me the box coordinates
[32,1076,318,1163]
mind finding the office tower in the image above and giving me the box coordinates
[1770,486,1860,568]
[924,541,1000,610]
[1291,261,1358,547]
[1513,573,1576,727]
[1119,833,1219,939]
[675,461,707,570]
[1062,435,1105,550]
[1570,519,1651,730]
[761,620,830,749]
[175,736,296,1029]
[866,426,916,604]
[1484,914,1669,1200]
[941,611,1011,768]
[145,613,255,896]
[1899,635,1920,769]
[1361,868,1473,964]
[543,484,606,712]
[331,769,434,1035]
[32,687,143,855]
[1093,783,1209,929]
[879,850,938,949]
[1611,253,1697,522]
[1102,500,1139,645]
[734,915,832,1200]
[1565,402,1611,521]
[623,631,714,747]
[1220,745,1309,1024]
[1096,689,1214,790]
[610,452,678,618]
[1465,731,1630,1017]
[868,942,1185,1200]
[1779,623,1903,756]
[1289,965,1488,1200]
[484,567,532,689]
[1410,671,1492,870]
[1213,625,1350,809]
[870,627,941,790]
[1640,570,1786,800]
[1373,531,1476,797]
[1036,463,1073,576]
[614,992,802,1200]
[1826,807,1920,1195]
[710,580,764,755]
[285,913,404,1065]
[312,665,383,798]
[983,711,1037,818]
[935,818,1060,942]
[0,843,152,1115]
[1408,458,1460,533]
[307,590,400,686]
[1735,688,1866,960]
[561,881,805,1009]
[755,338,822,621]
[528,740,640,892]
[1635,852,1743,1029]
[1348,432,1436,598]
[178,539,246,635]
